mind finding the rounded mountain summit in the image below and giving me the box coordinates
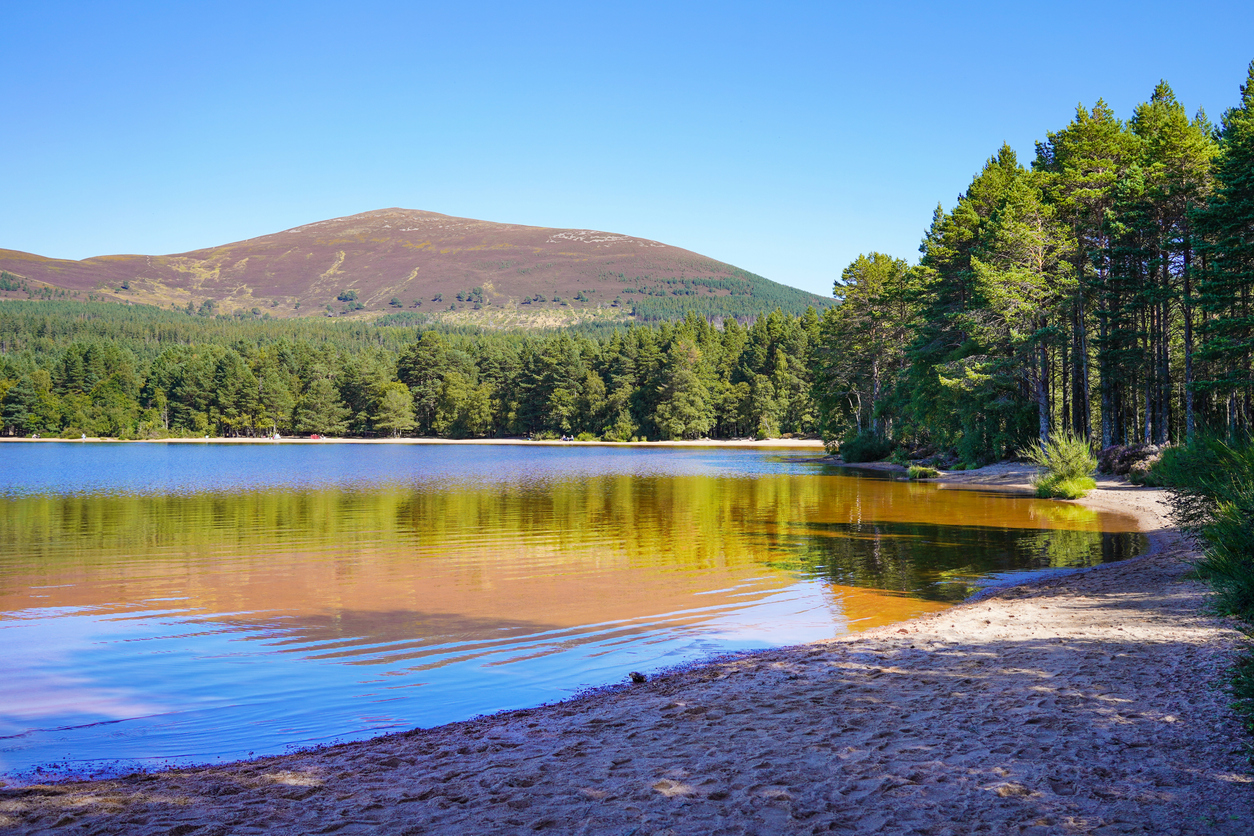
[0,209,831,326]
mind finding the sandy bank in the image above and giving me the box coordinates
[2,478,1251,834]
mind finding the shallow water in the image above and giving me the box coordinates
[0,442,1143,780]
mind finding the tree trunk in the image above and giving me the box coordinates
[1183,224,1195,441]
[1099,290,1112,448]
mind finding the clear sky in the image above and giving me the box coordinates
[3,1,1253,299]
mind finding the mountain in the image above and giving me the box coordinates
[0,209,831,326]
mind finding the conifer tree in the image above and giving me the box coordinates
[1035,102,1141,444]
[1194,61,1254,433]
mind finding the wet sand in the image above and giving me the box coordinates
[2,474,1252,834]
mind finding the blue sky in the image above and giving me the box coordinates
[3,1,1253,299]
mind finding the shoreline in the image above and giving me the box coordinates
[2,474,1251,832]
[0,436,826,448]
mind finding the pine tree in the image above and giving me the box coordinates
[969,168,1074,444]
[1035,101,1141,444]
[374,381,416,437]
[654,339,714,439]
[816,252,916,439]
[1128,82,1217,442]
[1194,61,1254,433]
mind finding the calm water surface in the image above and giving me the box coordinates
[0,442,1143,780]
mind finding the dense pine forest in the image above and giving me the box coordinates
[816,63,1254,462]
[0,301,822,440]
[2,62,1252,453]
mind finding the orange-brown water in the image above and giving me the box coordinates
[0,443,1142,779]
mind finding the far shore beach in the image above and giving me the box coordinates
[1,462,1251,834]
[0,436,827,448]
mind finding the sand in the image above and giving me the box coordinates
[0,437,827,448]
[2,474,1251,834]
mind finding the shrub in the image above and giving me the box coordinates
[1128,451,1165,486]
[1158,435,1254,620]
[1034,475,1097,499]
[575,432,597,441]
[907,465,940,480]
[1231,652,1254,744]
[1097,443,1163,475]
[1021,432,1096,497]
[839,431,894,463]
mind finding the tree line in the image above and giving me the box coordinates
[3,61,1252,456]
[0,301,822,441]
[814,62,1254,463]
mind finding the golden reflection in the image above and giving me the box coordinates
[0,473,1141,645]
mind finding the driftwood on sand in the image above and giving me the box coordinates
[2,479,1251,834]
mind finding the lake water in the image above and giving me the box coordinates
[0,442,1143,781]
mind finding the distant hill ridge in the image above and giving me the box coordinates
[0,209,831,326]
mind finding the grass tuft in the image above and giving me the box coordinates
[907,465,940,480]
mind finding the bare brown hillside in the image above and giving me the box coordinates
[0,209,829,323]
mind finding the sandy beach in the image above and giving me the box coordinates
[0,437,828,449]
[1,471,1251,834]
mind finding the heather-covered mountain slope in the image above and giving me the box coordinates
[0,209,830,325]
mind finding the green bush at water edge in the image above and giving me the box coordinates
[907,465,940,480]
[1033,475,1097,499]
[839,431,894,463]
[1021,432,1097,498]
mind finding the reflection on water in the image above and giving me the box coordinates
[0,443,1143,780]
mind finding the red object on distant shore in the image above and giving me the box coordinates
[310,434,321,440]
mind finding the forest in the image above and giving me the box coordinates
[0,301,822,441]
[1,62,1252,456]
[815,63,1254,462]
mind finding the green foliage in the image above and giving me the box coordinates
[0,302,821,442]
[839,431,894,463]
[1231,652,1254,750]
[907,465,940,480]
[808,64,1251,464]
[1193,62,1254,416]
[1158,435,1254,619]
[813,253,917,442]
[1033,475,1097,499]
[1022,432,1097,498]
[1022,432,1098,481]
